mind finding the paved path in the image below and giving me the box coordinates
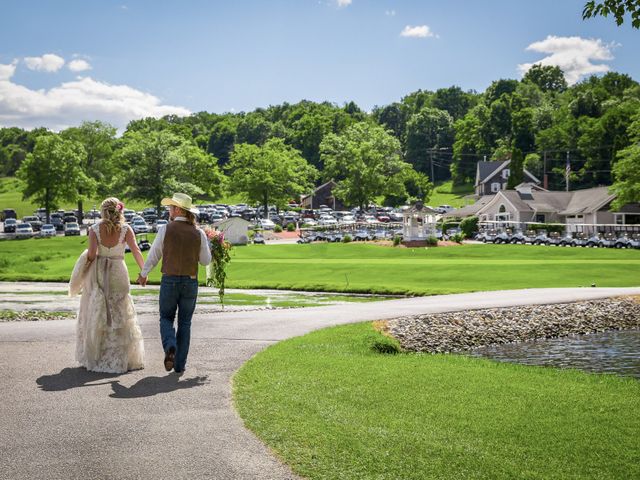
[1,286,639,480]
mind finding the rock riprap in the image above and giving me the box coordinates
[387,297,640,353]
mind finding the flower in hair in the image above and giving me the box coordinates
[116,202,124,211]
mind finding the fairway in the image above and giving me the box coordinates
[0,237,638,294]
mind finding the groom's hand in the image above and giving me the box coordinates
[137,274,147,287]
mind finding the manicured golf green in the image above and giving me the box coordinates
[0,237,638,294]
[234,322,640,479]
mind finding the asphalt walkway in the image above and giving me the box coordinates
[1,286,639,480]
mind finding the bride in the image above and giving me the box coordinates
[70,197,145,373]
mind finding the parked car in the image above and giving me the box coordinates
[51,214,65,232]
[35,208,48,221]
[253,232,265,244]
[40,224,56,237]
[353,229,371,241]
[64,222,81,236]
[15,223,34,239]
[3,218,17,233]
[23,216,43,232]
[318,215,337,226]
[85,209,101,219]
[153,219,168,232]
[63,214,78,224]
[258,219,276,230]
[1,208,17,221]
[132,217,150,234]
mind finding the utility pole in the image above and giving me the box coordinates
[430,148,435,183]
[565,151,570,192]
[543,151,548,190]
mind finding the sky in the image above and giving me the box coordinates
[0,0,639,131]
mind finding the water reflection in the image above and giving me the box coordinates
[469,329,640,379]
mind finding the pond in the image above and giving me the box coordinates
[469,329,640,380]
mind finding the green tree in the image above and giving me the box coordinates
[583,0,640,28]
[431,86,478,120]
[405,107,454,180]
[610,112,640,208]
[507,148,524,189]
[522,65,568,93]
[384,168,433,206]
[61,121,117,220]
[451,105,493,185]
[17,135,88,222]
[208,118,237,166]
[321,122,411,210]
[226,138,317,216]
[117,130,223,213]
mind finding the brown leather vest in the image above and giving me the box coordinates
[161,220,201,277]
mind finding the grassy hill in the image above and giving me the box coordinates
[0,177,245,218]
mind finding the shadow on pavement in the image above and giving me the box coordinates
[36,367,122,391]
[109,374,209,398]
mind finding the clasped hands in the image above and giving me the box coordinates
[137,274,148,287]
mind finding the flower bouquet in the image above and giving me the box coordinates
[203,226,232,306]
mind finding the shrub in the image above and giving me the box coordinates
[460,216,479,238]
[342,234,352,243]
[393,235,402,246]
[427,235,438,246]
[274,224,283,233]
[286,223,296,232]
[450,232,465,243]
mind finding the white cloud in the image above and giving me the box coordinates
[400,25,438,39]
[68,59,92,72]
[0,60,17,81]
[23,53,65,72]
[518,35,616,85]
[336,0,352,7]
[0,63,190,131]
[385,10,396,16]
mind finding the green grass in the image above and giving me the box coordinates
[0,238,638,294]
[234,322,640,479]
[427,180,474,208]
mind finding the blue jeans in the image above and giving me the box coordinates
[159,275,199,372]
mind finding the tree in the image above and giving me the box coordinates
[321,122,411,210]
[384,168,433,207]
[522,65,568,93]
[451,105,493,185]
[117,130,224,214]
[610,112,640,209]
[61,121,117,220]
[226,138,317,216]
[431,86,478,120]
[507,148,524,189]
[405,107,454,180]
[583,0,640,28]
[17,135,88,223]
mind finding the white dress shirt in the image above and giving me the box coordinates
[141,217,212,277]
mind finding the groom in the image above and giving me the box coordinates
[138,193,211,374]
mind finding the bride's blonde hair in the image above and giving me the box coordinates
[100,197,125,235]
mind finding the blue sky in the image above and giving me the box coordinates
[0,0,638,130]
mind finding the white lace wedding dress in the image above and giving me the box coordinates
[74,223,144,373]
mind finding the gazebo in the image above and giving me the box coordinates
[402,202,438,244]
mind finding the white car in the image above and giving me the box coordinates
[364,216,380,225]
[318,215,337,226]
[132,218,151,234]
[340,215,356,225]
[15,223,34,239]
[259,219,276,230]
[40,224,56,237]
[153,219,168,233]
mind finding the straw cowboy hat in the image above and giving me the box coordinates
[161,193,200,214]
